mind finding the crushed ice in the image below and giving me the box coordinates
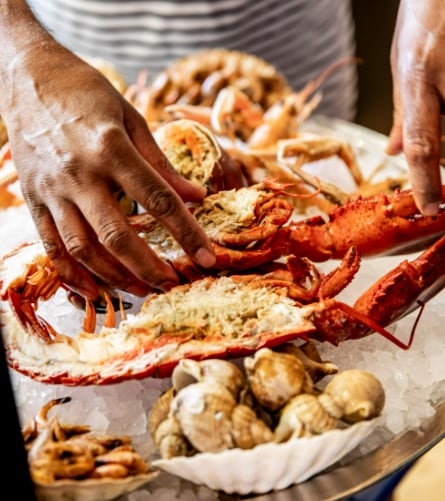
[2,154,445,499]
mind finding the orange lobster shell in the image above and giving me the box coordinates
[2,231,445,385]
[2,181,445,385]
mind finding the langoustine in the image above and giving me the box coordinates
[22,397,157,501]
[124,48,292,123]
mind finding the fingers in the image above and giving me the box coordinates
[386,87,404,155]
[121,110,217,268]
[398,77,443,215]
[388,0,444,215]
[386,123,404,156]
[30,205,100,300]
[65,190,184,292]
[124,103,208,203]
[122,162,216,269]
[387,32,404,156]
[35,195,173,298]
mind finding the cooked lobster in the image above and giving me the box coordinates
[1,217,445,385]
[2,177,445,384]
[129,180,445,279]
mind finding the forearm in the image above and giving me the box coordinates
[0,0,53,65]
[0,0,66,114]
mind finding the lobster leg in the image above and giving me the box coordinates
[235,246,361,304]
[353,233,445,329]
[7,290,58,343]
[311,233,445,346]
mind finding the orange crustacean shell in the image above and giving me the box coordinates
[126,48,292,122]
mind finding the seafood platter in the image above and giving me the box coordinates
[1,49,445,500]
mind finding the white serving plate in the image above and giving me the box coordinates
[301,115,409,179]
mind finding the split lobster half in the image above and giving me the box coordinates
[1,181,445,386]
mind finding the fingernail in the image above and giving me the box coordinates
[195,247,216,268]
[422,202,440,216]
[194,185,207,198]
[385,143,401,155]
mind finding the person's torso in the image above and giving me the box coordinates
[26,0,357,120]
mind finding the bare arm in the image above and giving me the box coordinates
[387,0,445,215]
[0,0,215,300]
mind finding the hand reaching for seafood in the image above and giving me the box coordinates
[387,0,445,216]
[0,1,215,301]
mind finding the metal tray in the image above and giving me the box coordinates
[153,117,445,500]
[5,116,445,501]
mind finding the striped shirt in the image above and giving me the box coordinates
[26,0,357,120]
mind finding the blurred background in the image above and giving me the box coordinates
[352,0,399,135]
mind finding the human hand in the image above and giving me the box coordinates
[387,0,445,215]
[0,41,216,301]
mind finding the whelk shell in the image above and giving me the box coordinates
[278,341,339,382]
[170,381,236,453]
[244,347,312,411]
[148,387,175,440]
[172,358,246,397]
[230,404,274,449]
[323,369,386,423]
[152,416,191,460]
[274,394,338,442]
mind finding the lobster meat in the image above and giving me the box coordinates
[131,180,445,277]
[1,230,445,385]
[2,180,445,329]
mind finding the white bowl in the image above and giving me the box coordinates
[153,419,378,495]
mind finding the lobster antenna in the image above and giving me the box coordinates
[335,301,418,350]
